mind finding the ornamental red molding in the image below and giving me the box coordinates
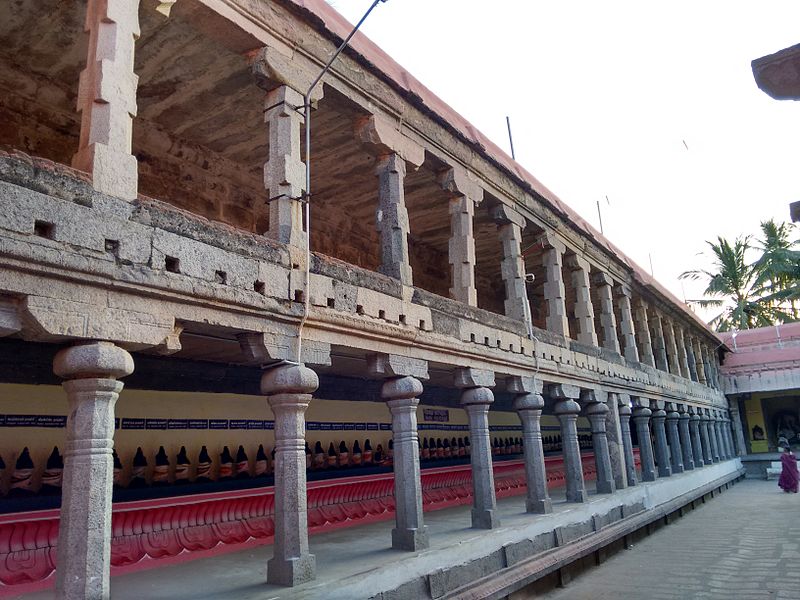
[0,452,616,590]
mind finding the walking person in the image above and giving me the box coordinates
[778,446,799,494]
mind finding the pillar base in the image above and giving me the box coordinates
[595,479,616,494]
[471,508,499,529]
[267,553,316,587]
[566,489,587,503]
[673,464,685,474]
[526,498,553,514]
[392,526,430,551]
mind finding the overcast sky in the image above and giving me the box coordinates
[326,0,800,322]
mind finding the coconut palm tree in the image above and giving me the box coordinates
[752,219,800,319]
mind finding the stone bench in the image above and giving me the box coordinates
[766,461,782,480]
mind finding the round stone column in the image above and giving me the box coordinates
[700,412,714,465]
[651,408,672,477]
[689,409,705,467]
[513,392,552,514]
[632,406,656,482]
[585,401,615,494]
[665,408,684,474]
[383,376,429,550]
[618,401,637,486]
[554,394,587,502]
[53,341,134,600]
[707,412,721,463]
[262,363,318,586]
[461,386,499,528]
[716,415,729,460]
[678,407,695,471]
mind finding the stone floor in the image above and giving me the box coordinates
[542,478,800,600]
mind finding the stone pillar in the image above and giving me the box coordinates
[618,395,637,486]
[729,401,747,457]
[689,407,705,466]
[614,284,639,362]
[649,311,669,372]
[677,405,695,471]
[606,392,628,489]
[440,166,482,306]
[685,335,699,382]
[491,206,533,324]
[455,368,498,529]
[674,327,691,379]
[693,338,708,385]
[633,297,655,367]
[581,389,615,494]
[662,319,681,376]
[722,416,733,459]
[565,255,598,346]
[713,414,727,460]
[540,234,569,337]
[665,405,684,474]
[368,354,429,550]
[632,402,656,482]
[550,384,587,502]
[708,412,721,463]
[375,153,413,285]
[699,410,715,465]
[53,341,134,600]
[726,416,738,458]
[510,376,552,514]
[73,0,141,201]
[593,273,620,354]
[263,363,318,586]
[651,404,672,477]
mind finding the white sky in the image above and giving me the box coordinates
[327,0,800,323]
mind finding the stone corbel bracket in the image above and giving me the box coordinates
[250,46,325,105]
[356,114,424,167]
[367,353,429,380]
[438,164,484,204]
[238,330,331,367]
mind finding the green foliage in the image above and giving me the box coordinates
[680,219,800,331]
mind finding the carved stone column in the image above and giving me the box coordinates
[689,407,705,467]
[632,402,657,482]
[722,416,734,459]
[53,342,134,600]
[678,405,695,471]
[649,311,669,372]
[492,206,533,324]
[651,404,672,477]
[73,0,141,200]
[551,384,587,502]
[674,326,691,379]
[605,392,628,489]
[455,368,498,528]
[440,167,482,306]
[510,376,552,514]
[633,297,655,367]
[693,337,708,385]
[263,363,318,586]
[708,411,721,463]
[713,413,727,460]
[729,401,747,457]
[665,404,684,474]
[541,234,569,337]
[662,319,681,377]
[582,389,615,494]
[565,255,598,346]
[618,395,637,486]
[375,153,413,285]
[684,335,699,382]
[700,410,715,465]
[614,284,639,362]
[593,273,620,354]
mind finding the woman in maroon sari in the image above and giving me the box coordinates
[778,446,799,493]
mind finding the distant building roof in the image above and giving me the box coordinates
[752,43,800,100]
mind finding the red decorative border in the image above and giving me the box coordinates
[0,451,636,593]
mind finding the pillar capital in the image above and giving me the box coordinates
[490,204,526,228]
[507,375,543,395]
[537,231,566,254]
[261,363,319,396]
[592,271,614,288]
[382,376,424,405]
[251,46,324,104]
[454,367,495,389]
[565,253,591,272]
[53,341,134,380]
[548,382,581,401]
[460,386,495,407]
[512,392,545,412]
[438,164,484,203]
[367,353,429,380]
[357,114,424,167]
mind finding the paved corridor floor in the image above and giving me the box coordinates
[542,479,800,600]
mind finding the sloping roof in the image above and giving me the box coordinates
[287,0,721,341]
[719,323,800,372]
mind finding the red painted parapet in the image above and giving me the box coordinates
[0,451,635,592]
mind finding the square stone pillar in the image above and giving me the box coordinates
[632,401,657,482]
[632,297,655,367]
[565,255,598,346]
[665,404,684,474]
[648,311,669,372]
[614,284,639,362]
[684,335,699,382]
[550,383,587,502]
[693,338,708,385]
[53,342,134,600]
[605,392,628,489]
[581,389,615,494]
[651,404,672,477]
[674,327,692,380]
[369,354,429,551]
[677,404,695,471]
[492,206,533,324]
[509,376,552,514]
[262,363,319,586]
[592,273,620,354]
[264,85,307,248]
[72,0,141,201]
[617,395,637,486]
[440,167,482,307]
[540,234,569,337]
[689,407,705,467]
[729,401,747,457]
[455,368,498,528]
[375,153,413,286]
[662,319,681,377]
